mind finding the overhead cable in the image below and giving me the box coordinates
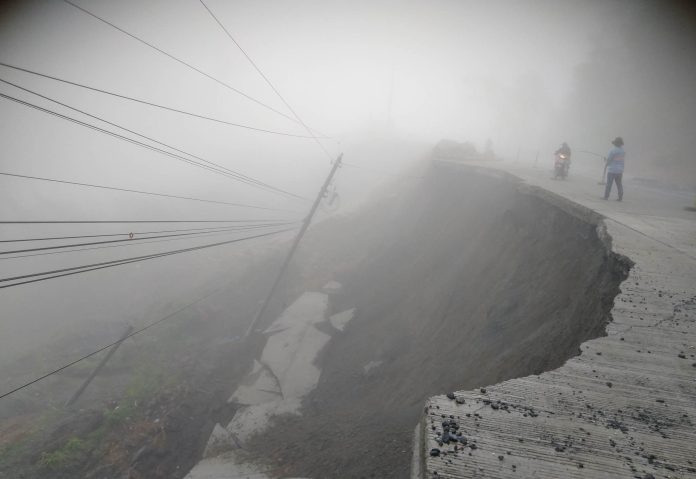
[0,77,308,200]
[0,222,297,255]
[62,0,321,132]
[0,62,326,139]
[0,171,298,213]
[0,286,226,400]
[0,223,299,260]
[0,227,296,289]
[0,222,294,243]
[198,0,335,162]
[0,219,284,224]
[0,92,309,202]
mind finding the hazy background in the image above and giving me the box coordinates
[1,0,695,367]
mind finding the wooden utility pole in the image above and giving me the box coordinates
[65,324,133,407]
[244,154,343,337]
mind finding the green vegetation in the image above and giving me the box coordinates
[0,439,30,469]
[1,320,192,478]
[39,437,88,470]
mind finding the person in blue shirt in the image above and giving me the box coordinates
[604,137,625,201]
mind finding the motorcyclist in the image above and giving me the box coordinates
[553,142,571,179]
[555,142,571,159]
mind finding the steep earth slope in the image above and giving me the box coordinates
[241,164,630,478]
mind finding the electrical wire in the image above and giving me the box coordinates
[0,286,225,400]
[198,0,336,162]
[0,227,296,289]
[0,220,284,224]
[0,171,302,215]
[62,0,320,132]
[0,222,297,255]
[0,92,309,202]
[0,223,299,260]
[0,92,293,199]
[0,78,307,200]
[0,62,326,139]
[0,222,293,243]
[0,171,298,213]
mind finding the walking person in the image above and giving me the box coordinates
[603,137,625,201]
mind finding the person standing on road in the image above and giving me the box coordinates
[604,137,625,201]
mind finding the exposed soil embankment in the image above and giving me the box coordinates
[246,163,631,478]
[1,163,631,479]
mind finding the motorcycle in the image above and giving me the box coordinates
[553,153,570,179]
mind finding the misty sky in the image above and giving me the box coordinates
[1,0,693,364]
[1,0,625,184]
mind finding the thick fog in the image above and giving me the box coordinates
[1,0,695,400]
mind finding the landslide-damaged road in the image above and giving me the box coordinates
[420,160,696,479]
[187,160,632,478]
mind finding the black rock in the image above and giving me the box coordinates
[480,388,487,394]
[446,392,456,400]
[430,448,441,457]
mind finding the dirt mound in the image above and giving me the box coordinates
[245,163,630,478]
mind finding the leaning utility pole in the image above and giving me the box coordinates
[244,154,343,337]
[65,324,133,407]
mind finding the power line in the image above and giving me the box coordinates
[198,0,335,162]
[0,92,281,197]
[0,285,224,400]
[0,222,297,255]
[0,62,327,139]
[0,227,295,289]
[0,92,309,202]
[62,0,319,131]
[0,220,284,224]
[0,223,299,260]
[1,78,308,201]
[0,171,298,213]
[0,77,305,201]
[0,223,293,243]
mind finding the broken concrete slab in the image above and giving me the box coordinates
[322,280,343,294]
[187,292,333,478]
[228,360,281,405]
[329,308,355,332]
